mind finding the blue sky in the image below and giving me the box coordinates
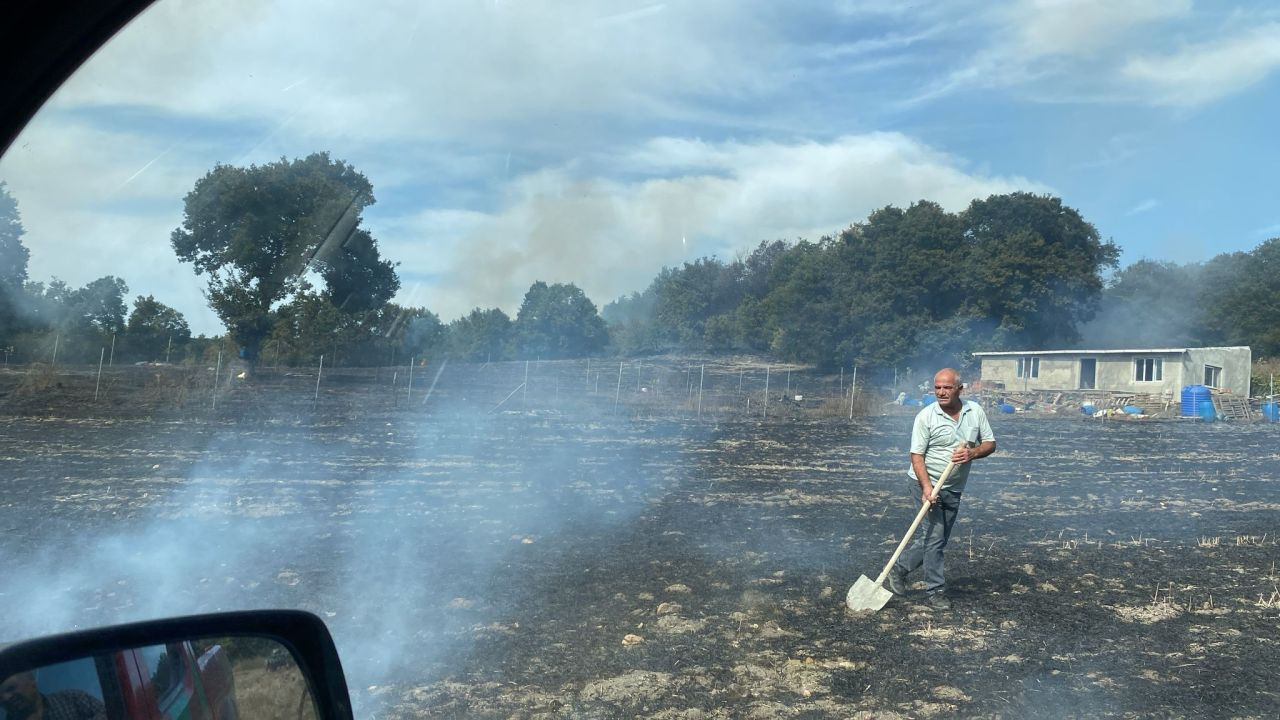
[3,0,1280,334]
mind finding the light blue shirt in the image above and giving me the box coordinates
[907,399,995,493]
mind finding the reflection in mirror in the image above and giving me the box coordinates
[0,636,317,720]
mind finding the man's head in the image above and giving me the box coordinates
[0,671,40,717]
[933,368,963,408]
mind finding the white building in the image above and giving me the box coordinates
[973,346,1252,397]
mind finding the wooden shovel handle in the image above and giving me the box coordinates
[872,455,960,586]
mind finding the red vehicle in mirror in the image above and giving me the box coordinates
[103,642,237,720]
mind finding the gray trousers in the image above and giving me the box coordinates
[893,481,961,594]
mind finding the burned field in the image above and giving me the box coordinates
[3,362,1280,718]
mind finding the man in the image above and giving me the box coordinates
[888,368,996,610]
[0,672,106,720]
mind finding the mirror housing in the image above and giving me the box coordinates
[0,610,352,720]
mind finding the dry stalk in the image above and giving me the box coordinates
[1198,536,1221,548]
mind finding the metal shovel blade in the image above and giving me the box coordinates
[846,574,893,613]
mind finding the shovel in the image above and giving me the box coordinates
[845,445,967,613]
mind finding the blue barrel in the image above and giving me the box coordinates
[1181,385,1211,417]
[924,393,937,405]
[998,403,1015,414]
[1122,405,1143,415]
[1081,403,1096,415]
[1263,401,1279,422]
[1197,401,1216,422]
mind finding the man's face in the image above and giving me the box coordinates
[934,373,961,405]
[0,673,39,715]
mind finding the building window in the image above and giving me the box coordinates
[1134,357,1163,382]
[1016,356,1040,378]
[1204,364,1222,388]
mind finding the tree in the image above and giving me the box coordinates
[170,152,400,369]
[1079,260,1204,348]
[1199,238,1280,356]
[446,307,512,362]
[72,276,129,335]
[125,295,191,361]
[649,258,744,348]
[0,182,29,344]
[961,192,1119,348]
[513,281,608,359]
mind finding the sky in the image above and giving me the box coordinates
[3,0,1280,335]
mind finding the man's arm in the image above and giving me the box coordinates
[910,452,935,502]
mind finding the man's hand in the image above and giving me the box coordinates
[951,445,972,464]
[921,482,938,506]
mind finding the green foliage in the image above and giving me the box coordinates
[600,193,1122,370]
[0,182,29,345]
[125,295,191,362]
[514,281,608,359]
[10,276,128,363]
[1078,260,1204,347]
[961,192,1119,347]
[1199,238,1280,356]
[171,153,399,365]
[261,294,447,368]
[446,307,512,362]
[73,276,130,335]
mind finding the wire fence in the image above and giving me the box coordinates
[0,355,900,421]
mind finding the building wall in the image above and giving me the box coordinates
[977,356,1076,391]
[1183,347,1251,396]
[979,352,1185,393]
[1097,353,1183,395]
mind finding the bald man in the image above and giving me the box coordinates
[887,368,996,610]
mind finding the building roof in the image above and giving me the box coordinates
[972,346,1250,357]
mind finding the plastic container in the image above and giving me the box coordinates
[1197,401,1216,422]
[1181,385,1211,417]
[998,403,1015,414]
[1081,402,1096,415]
[1263,401,1279,422]
[923,393,937,405]
[1122,405,1143,415]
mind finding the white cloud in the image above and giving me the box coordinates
[45,0,790,148]
[895,0,1279,110]
[1121,23,1280,106]
[1125,198,1159,215]
[1010,0,1191,59]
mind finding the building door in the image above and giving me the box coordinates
[1079,358,1096,390]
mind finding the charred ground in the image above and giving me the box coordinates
[2,362,1278,718]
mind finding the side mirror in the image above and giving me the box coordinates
[0,610,352,720]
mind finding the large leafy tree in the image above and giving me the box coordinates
[513,281,608,359]
[0,182,29,344]
[73,276,129,335]
[170,152,399,368]
[961,192,1119,348]
[1199,238,1280,356]
[446,307,511,362]
[649,257,744,347]
[1079,260,1204,348]
[125,295,191,361]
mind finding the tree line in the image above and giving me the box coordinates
[4,153,1280,372]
